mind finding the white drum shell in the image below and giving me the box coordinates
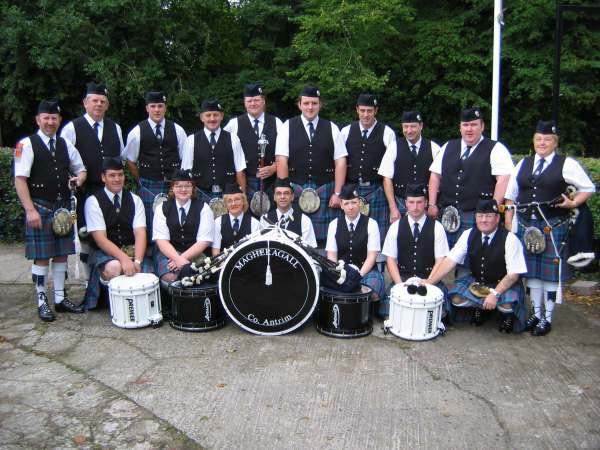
[109,273,163,329]
[385,283,444,341]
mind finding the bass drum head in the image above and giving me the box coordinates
[219,237,319,335]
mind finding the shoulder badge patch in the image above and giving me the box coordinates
[14,142,23,158]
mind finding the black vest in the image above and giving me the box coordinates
[138,120,180,180]
[439,138,496,210]
[288,116,335,186]
[28,134,71,202]
[393,138,434,197]
[267,208,303,236]
[396,216,435,280]
[345,122,386,183]
[95,190,135,248]
[72,117,121,188]
[163,198,203,253]
[516,155,568,218]
[220,213,252,249]
[468,227,508,286]
[191,130,236,191]
[237,114,277,177]
[335,214,369,267]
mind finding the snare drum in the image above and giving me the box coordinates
[108,273,163,329]
[316,285,373,338]
[219,228,319,335]
[383,282,444,341]
[159,272,178,320]
[168,281,226,332]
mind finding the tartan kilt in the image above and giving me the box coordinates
[138,178,171,230]
[361,268,385,300]
[448,274,526,332]
[516,215,572,282]
[379,281,450,318]
[194,188,224,207]
[246,175,275,217]
[291,180,340,241]
[83,249,153,310]
[394,196,408,216]
[25,198,75,260]
[357,183,389,241]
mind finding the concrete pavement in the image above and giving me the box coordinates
[1,243,599,449]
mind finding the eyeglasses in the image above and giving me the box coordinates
[173,185,193,190]
[406,284,427,296]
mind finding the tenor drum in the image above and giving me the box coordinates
[219,229,319,335]
[316,285,373,338]
[383,282,444,341]
[168,281,226,332]
[108,273,163,329]
[159,272,178,320]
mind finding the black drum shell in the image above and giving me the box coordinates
[316,286,373,338]
[168,281,226,332]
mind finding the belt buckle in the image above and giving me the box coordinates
[211,184,223,194]
[359,180,371,187]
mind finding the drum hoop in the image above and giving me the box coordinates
[218,234,320,335]
[109,273,159,290]
[169,281,219,297]
[298,188,320,214]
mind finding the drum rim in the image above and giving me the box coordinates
[218,232,320,335]
[108,273,159,290]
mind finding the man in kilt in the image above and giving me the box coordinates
[83,157,151,309]
[504,120,595,336]
[381,183,450,319]
[325,183,385,306]
[379,110,440,223]
[223,84,283,217]
[124,91,188,237]
[428,108,514,253]
[340,94,394,239]
[61,82,125,281]
[14,100,88,321]
[425,199,527,333]
[181,100,247,206]
[275,85,347,243]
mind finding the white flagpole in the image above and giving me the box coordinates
[491,0,504,141]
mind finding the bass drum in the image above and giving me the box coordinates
[219,229,319,335]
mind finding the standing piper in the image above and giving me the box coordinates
[504,120,595,336]
[223,84,283,216]
[275,85,347,243]
[380,183,449,319]
[340,93,395,238]
[14,100,87,321]
[60,82,125,281]
[124,91,187,236]
[379,110,440,223]
[181,100,247,206]
[83,157,150,310]
[428,108,514,251]
[212,183,260,255]
[325,183,385,304]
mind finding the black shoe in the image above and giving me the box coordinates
[524,315,540,332]
[38,293,56,322]
[499,313,514,333]
[531,319,552,336]
[470,307,484,326]
[54,296,85,313]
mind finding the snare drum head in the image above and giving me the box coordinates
[219,236,319,335]
[109,272,158,291]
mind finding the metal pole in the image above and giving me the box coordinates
[553,3,563,125]
[491,0,503,141]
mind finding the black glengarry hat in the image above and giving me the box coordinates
[535,120,558,135]
[102,156,123,172]
[476,199,499,214]
[274,177,293,190]
[461,107,482,122]
[170,168,193,182]
[224,183,244,195]
[37,100,60,115]
[86,82,108,96]
[402,111,423,123]
[243,84,263,97]
[145,91,167,104]
[405,183,428,198]
[300,85,320,98]
[356,93,378,107]
[200,100,223,113]
[339,183,360,200]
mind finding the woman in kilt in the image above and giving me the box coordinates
[504,120,595,336]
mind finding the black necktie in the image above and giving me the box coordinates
[49,138,55,155]
[253,119,260,136]
[533,158,545,179]
[349,222,354,233]
[413,222,420,239]
[233,217,239,234]
[155,124,162,142]
[180,207,186,225]
[462,145,472,161]
[411,144,418,158]
[483,235,489,249]
[362,129,368,142]
[308,122,315,142]
[93,122,99,138]
[210,132,217,149]
[113,194,120,211]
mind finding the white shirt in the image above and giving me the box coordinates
[378,136,441,179]
[274,115,348,160]
[505,151,596,200]
[180,127,247,172]
[14,130,86,177]
[123,118,187,163]
[84,188,146,233]
[212,211,261,250]
[152,199,215,243]
[382,216,449,259]
[259,208,317,248]
[429,136,514,175]
[325,215,381,253]
[60,113,125,154]
[448,227,527,275]
[223,112,284,138]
